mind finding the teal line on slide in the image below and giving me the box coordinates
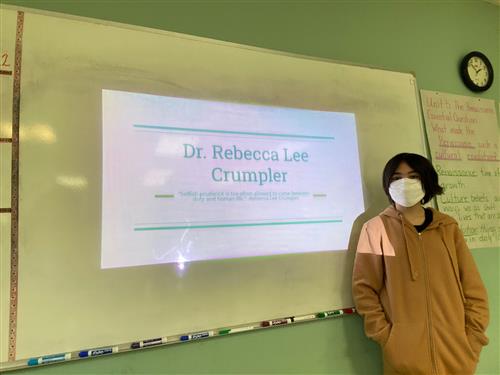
[134,219,342,231]
[133,124,335,140]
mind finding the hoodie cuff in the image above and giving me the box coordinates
[466,328,488,360]
[373,323,392,347]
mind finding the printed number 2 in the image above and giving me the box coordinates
[1,52,10,67]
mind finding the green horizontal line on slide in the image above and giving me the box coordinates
[133,125,335,141]
[134,219,342,231]
[313,194,327,197]
[155,194,175,198]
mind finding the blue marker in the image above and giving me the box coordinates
[27,353,71,366]
[180,331,214,341]
[79,346,118,358]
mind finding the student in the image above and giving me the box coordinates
[352,153,489,375]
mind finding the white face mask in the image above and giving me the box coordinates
[389,178,425,207]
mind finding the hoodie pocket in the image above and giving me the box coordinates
[382,323,430,374]
[433,323,478,373]
[464,332,479,360]
[382,323,394,349]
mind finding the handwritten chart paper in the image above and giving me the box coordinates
[421,90,499,248]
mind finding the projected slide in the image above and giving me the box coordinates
[101,90,364,268]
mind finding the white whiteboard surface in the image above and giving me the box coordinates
[0,6,426,365]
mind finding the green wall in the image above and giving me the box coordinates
[1,1,499,374]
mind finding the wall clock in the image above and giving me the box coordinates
[460,51,494,92]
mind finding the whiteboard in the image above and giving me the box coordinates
[0,6,427,367]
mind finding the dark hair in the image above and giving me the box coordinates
[382,153,443,204]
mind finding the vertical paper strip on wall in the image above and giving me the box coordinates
[8,10,24,362]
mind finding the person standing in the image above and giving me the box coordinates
[352,153,489,374]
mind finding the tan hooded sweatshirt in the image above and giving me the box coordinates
[352,206,489,375]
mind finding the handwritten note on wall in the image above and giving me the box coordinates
[421,90,499,249]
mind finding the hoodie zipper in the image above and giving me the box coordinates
[418,232,439,374]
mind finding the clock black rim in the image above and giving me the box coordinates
[460,51,494,92]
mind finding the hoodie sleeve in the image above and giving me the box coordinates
[352,220,391,346]
[454,226,489,358]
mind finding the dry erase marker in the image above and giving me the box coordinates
[291,314,316,322]
[27,353,71,366]
[261,318,292,327]
[218,326,255,335]
[79,346,118,358]
[343,308,356,314]
[180,331,214,341]
[316,310,342,318]
[131,337,166,349]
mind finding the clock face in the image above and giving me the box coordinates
[467,56,489,87]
